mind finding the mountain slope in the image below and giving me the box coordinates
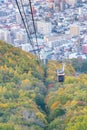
[45,61,87,130]
[1,41,87,130]
[0,41,47,130]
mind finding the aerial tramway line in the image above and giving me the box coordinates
[15,0,65,82]
[15,0,40,56]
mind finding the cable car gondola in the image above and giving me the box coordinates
[57,71,65,82]
[57,63,65,82]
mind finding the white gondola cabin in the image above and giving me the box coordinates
[57,63,65,82]
[57,71,65,82]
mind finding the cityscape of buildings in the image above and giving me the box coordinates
[0,0,87,60]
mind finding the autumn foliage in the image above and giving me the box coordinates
[0,41,87,130]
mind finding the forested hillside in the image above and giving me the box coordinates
[0,41,47,130]
[46,61,87,130]
[0,41,87,130]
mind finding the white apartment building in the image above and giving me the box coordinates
[16,13,22,24]
[65,0,77,6]
[0,29,11,43]
[0,29,4,41]
[16,30,28,44]
[36,21,52,35]
[70,24,80,36]
[44,34,72,48]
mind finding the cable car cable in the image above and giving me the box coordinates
[20,0,37,55]
[28,0,40,58]
[15,0,36,55]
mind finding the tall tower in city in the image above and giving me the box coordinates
[54,0,66,11]
[60,0,66,11]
